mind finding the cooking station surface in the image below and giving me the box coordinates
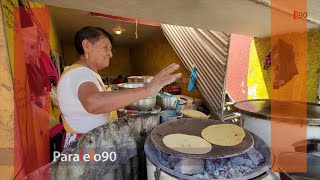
[145,130,271,179]
[151,118,254,159]
[233,99,320,122]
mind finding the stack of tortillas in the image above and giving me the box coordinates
[201,124,245,146]
[179,109,209,119]
[162,134,212,154]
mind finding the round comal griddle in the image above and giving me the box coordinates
[233,99,320,124]
[151,118,254,159]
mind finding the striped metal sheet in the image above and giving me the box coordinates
[161,24,230,115]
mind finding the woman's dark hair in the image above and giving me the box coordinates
[74,26,113,55]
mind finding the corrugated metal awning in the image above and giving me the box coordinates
[161,24,230,115]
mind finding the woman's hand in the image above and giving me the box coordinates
[145,63,182,97]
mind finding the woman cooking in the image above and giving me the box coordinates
[57,26,181,148]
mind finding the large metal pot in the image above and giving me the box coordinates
[127,76,153,83]
[117,83,156,111]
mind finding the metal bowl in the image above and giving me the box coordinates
[126,96,156,111]
[127,76,153,83]
[117,83,156,111]
[157,95,187,110]
[117,83,145,90]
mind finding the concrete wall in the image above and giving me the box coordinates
[0,0,63,177]
[49,15,62,53]
[227,30,320,103]
[130,37,202,98]
[0,0,15,178]
[99,47,131,77]
[248,30,320,102]
[307,30,320,102]
[61,43,79,66]
[247,37,271,99]
[62,43,132,78]
[226,34,251,101]
[1,0,17,75]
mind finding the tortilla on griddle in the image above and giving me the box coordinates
[201,124,245,146]
[179,109,209,119]
[162,133,212,154]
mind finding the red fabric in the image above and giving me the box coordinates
[26,63,45,96]
[61,132,66,151]
[19,7,33,28]
[39,51,51,90]
[49,124,64,138]
[39,51,59,91]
